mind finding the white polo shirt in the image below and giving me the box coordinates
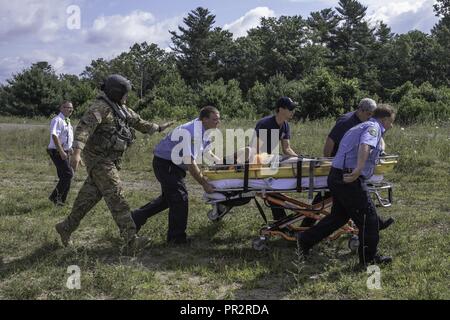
[48,112,74,151]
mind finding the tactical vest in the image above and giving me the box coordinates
[98,95,136,154]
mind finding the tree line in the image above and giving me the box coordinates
[1,0,449,123]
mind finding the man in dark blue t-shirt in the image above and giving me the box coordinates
[255,97,298,156]
[324,98,377,157]
[254,97,298,220]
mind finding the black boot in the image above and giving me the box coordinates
[361,254,393,267]
[296,233,311,257]
[379,217,395,231]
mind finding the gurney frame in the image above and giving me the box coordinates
[204,156,397,251]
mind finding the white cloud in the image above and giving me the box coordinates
[0,51,67,83]
[363,0,438,33]
[0,0,69,43]
[84,10,182,50]
[288,0,438,33]
[224,7,276,38]
[365,0,432,23]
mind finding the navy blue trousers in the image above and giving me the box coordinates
[132,156,188,242]
[48,149,73,203]
[300,168,380,264]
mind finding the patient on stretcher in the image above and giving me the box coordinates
[205,153,390,192]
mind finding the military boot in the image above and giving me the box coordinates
[55,221,72,247]
[122,235,151,256]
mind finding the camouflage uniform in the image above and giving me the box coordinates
[58,93,159,244]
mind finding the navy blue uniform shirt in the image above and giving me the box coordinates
[328,111,361,156]
[255,115,291,154]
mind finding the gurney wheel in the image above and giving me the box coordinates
[252,237,268,251]
[207,209,221,222]
[348,235,359,253]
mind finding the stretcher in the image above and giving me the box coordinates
[202,155,398,250]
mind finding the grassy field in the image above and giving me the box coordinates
[0,117,449,300]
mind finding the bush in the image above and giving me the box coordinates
[199,79,256,119]
[395,82,450,123]
[139,72,198,120]
[298,68,361,120]
[246,81,267,114]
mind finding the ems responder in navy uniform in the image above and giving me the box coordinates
[297,104,396,266]
[254,97,298,221]
[323,98,378,158]
[131,106,220,244]
[302,98,394,230]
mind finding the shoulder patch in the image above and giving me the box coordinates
[368,127,378,137]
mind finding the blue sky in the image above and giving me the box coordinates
[0,0,439,83]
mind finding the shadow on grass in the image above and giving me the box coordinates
[0,242,61,280]
[0,221,359,299]
[0,241,121,281]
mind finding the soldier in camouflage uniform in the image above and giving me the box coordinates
[55,74,173,254]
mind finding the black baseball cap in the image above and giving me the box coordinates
[276,96,297,111]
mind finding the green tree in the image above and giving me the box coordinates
[333,0,376,87]
[0,62,62,117]
[434,0,450,17]
[246,16,314,81]
[170,7,234,87]
[81,58,111,87]
[82,42,173,98]
[379,31,439,90]
[58,74,97,117]
[432,0,450,86]
[299,68,360,119]
[139,71,198,120]
[230,36,265,92]
[307,8,339,48]
[199,79,255,119]
[110,43,174,98]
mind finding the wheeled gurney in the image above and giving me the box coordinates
[202,155,398,250]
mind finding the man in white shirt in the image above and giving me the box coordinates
[47,101,74,206]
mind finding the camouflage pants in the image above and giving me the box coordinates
[63,162,136,242]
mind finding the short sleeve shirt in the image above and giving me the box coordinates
[332,118,385,179]
[153,118,211,170]
[254,115,291,154]
[48,113,73,150]
[328,111,361,157]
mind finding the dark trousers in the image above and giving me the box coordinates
[301,190,387,228]
[48,149,73,203]
[300,168,380,264]
[300,191,332,227]
[132,156,188,242]
[271,207,287,221]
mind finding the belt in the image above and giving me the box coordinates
[154,155,174,164]
[154,156,187,175]
[330,167,353,174]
